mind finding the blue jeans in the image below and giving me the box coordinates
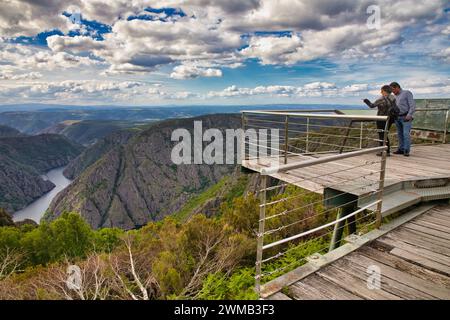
[395,117,413,153]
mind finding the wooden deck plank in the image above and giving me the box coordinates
[359,246,450,289]
[289,274,362,300]
[402,223,450,241]
[417,215,450,228]
[267,292,292,300]
[334,255,436,299]
[343,253,449,299]
[393,226,450,250]
[376,237,450,267]
[389,247,450,276]
[385,230,450,256]
[410,219,450,234]
[430,208,450,217]
[316,265,402,300]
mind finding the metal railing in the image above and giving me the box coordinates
[241,110,389,296]
[410,107,449,144]
[242,110,389,161]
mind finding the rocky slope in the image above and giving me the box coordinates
[46,114,241,229]
[0,125,24,137]
[63,129,138,179]
[0,134,84,212]
[39,120,139,146]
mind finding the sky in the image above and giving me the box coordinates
[0,0,449,106]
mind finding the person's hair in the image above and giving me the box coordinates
[381,85,392,94]
[390,82,401,89]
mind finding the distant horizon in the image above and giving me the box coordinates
[0,102,368,113]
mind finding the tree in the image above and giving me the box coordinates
[21,212,94,265]
[0,208,14,227]
[0,248,22,280]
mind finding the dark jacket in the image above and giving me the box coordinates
[364,94,396,116]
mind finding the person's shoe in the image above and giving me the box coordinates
[393,149,404,155]
[404,152,410,157]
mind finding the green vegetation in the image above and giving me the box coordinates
[173,174,249,222]
[0,178,341,300]
[0,213,124,267]
[173,178,228,221]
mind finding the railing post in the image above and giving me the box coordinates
[443,109,449,144]
[306,117,310,153]
[359,122,364,149]
[339,120,354,154]
[255,175,267,297]
[329,200,357,251]
[375,120,389,228]
[284,116,289,164]
[242,113,247,161]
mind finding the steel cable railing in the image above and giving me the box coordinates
[241,110,390,296]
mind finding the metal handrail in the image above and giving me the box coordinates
[415,107,449,111]
[260,146,386,175]
[262,200,381,250]
[241,110,388,121]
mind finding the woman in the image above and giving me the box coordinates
[363,85,397,156]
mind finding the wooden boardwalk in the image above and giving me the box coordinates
[268,204,450,300]
[243,144,450,195]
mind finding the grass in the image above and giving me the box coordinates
[172,177,229,222]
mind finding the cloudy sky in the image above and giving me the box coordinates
[0,0,449,106]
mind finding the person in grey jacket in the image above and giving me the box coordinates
[390,82,416,157]
[363,85,397,156]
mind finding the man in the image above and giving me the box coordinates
[390,82,415,157]
[363,85,397,156]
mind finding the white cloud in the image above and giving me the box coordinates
[170,63,222,79]
[0,42,101,73]
[208,78,450,100]
[0,71,43,80]
[0,0,73,37]
[0,0,448,104]
[207,82,341,98]
[0,79,200,104]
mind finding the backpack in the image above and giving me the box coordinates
[385,96,400,119]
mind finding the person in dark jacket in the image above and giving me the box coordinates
[363,85,397,156]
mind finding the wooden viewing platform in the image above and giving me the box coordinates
[241,109,450,299]
[242,144,450,196]
[243,143,450,300]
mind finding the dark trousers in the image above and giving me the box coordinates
[376,119,393,153]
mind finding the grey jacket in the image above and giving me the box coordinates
[395,89,416,118]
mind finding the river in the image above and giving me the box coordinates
[13,167,72,223]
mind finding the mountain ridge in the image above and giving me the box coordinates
[46,114,241,229]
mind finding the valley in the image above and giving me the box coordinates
[12,167,72,223]
[0,132,83,213]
